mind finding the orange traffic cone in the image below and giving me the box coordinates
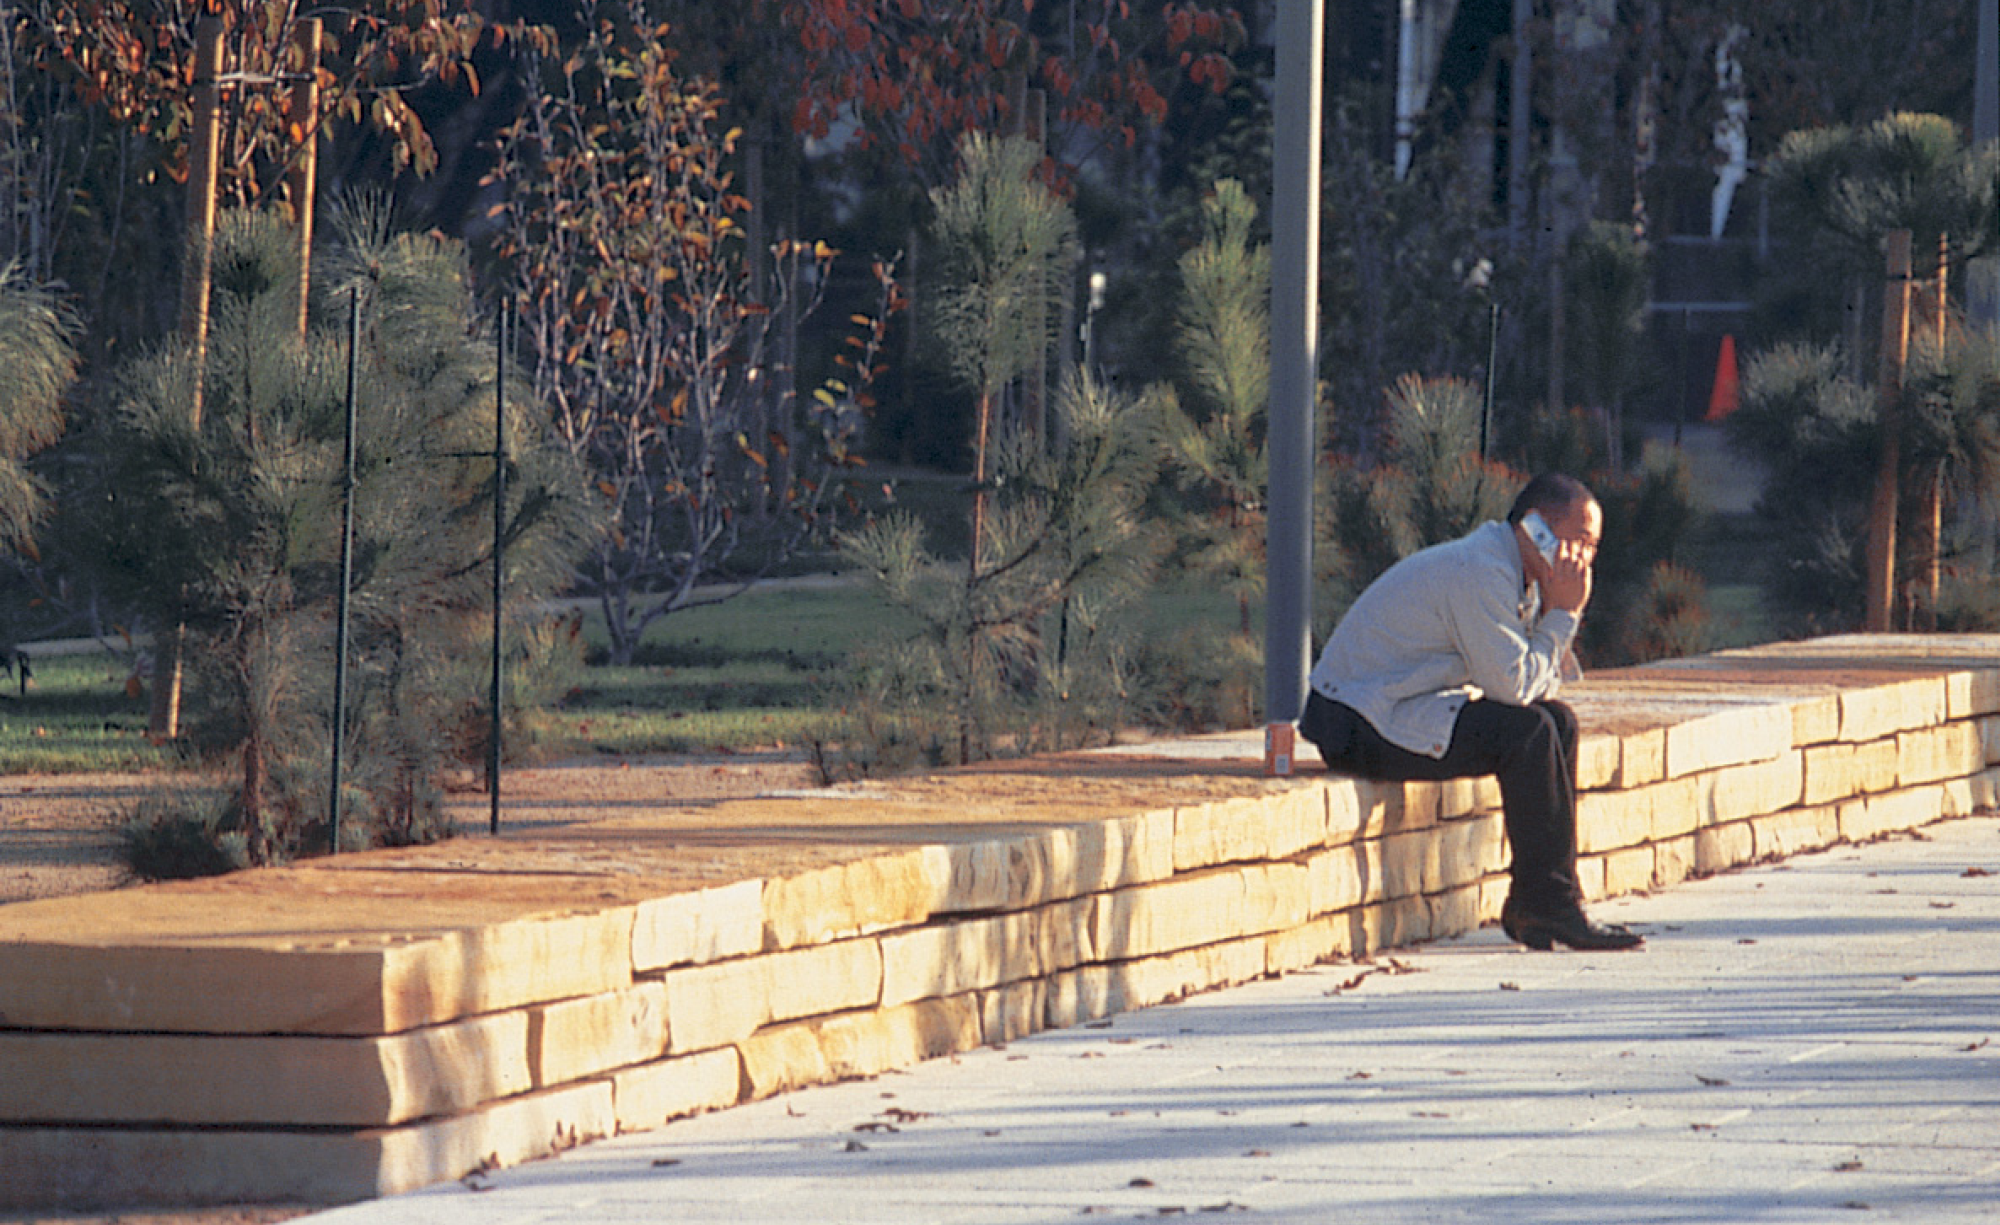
[1704,333,1740,422]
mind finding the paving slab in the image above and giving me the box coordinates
[298,814,2000,1225]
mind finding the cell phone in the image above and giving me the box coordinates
[1522,511,1559,565]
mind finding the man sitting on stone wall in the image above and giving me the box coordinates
[1298,472,1643,951]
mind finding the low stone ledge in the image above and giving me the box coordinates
[4,633,1998,1210]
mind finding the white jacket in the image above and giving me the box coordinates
[1308,520,1579,757]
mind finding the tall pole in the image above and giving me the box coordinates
[179,16,224,425]
[151,15,226,741]
[286,18,322,340]
[1507,0,1533,247]
[1865,229,1913,633]
[1263,0,1323,774]
[329,288,360,854]
[1971,0,1998,332]
[489,299,508,835]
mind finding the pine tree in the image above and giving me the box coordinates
[0,262,76,555]
[1156,179,1270,726]
[99,209,587,864]
[837,371,1160,771]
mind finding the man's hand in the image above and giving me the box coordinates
[1543,537,1593,614]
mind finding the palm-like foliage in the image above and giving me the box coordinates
[0,262,78,554]
[1767,113,1998,274]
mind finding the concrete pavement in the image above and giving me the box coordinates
[299,814,2000,1225]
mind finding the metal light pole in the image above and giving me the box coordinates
[1263,0,1323,775]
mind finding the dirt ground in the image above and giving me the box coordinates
[0,749,823,1224]
[0,750,823,907]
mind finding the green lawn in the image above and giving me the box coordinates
[0,574,1777,773]
[0,652,172,774]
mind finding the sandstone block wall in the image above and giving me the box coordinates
[2,634,1996,1209]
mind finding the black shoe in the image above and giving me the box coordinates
[1501,899,1643,951]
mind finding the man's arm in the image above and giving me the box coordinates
[1444,562,1579,706]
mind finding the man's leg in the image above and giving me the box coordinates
[1449,698,1581,914]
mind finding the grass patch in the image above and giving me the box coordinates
[0,652,174,774]
[548,582,918,755]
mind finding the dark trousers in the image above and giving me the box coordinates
[1298,690,1583,913]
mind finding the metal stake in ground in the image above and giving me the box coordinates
[329,287,361,853]
[489,299,508,835]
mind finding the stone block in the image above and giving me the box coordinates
[932,820,1167,916]
[1379,829,1437,899]
[0,1082,614,1210]
[1302,845,1368,916]
[0,906,635,1037]
[1840,676,1946,743]
[1705,752,1803,825]
[1975,766,2000,811]
[1654,835,1696,889]
[763,938,884,1024]
[1940,775,1978,818]
[1897,721,1984,787]
[1943,667,2000,720]
[1323,780,1364,846]
[1802,738,1900,806]
[1980,716,2000,766]
[659,956,768,1055]
[1031,895,1097,976]
[760,847,942,951]
[1839,786,1943,842]
[1438,774,1503,820]
[0,1012,531,1128]
[1648,774,1709,842]
[1575,855,1607,903]
[1664,703,1792,778]
[1617,729,1666,788]
[631,880,762,973]
[1087,809,1179,890]
[1374,895,1434,951]
[1240,861,1312,935]
[880,911,1039,1007]
[1576,733,1620,790]
[531,982,668,1088]
[1426,885,1482,940]
[1694,822,1755,875]
[610,1048,742,1133]
[1043,965,1117,1030]
[1476,877,1510,926]
[1602,846,1655,898]
[1173,787,1323,871]
[1355,780,1441,837]
[976,979,1045,1045]
[1750,805,1839,860]
[1109,936,1268,1011]
[1265,913,1354,972]
[1788,693,1842,747]
[1577,787,1652,856]
[1092,868,1243,962]
[1435,813,1507,893]
[738,997,982,1101]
